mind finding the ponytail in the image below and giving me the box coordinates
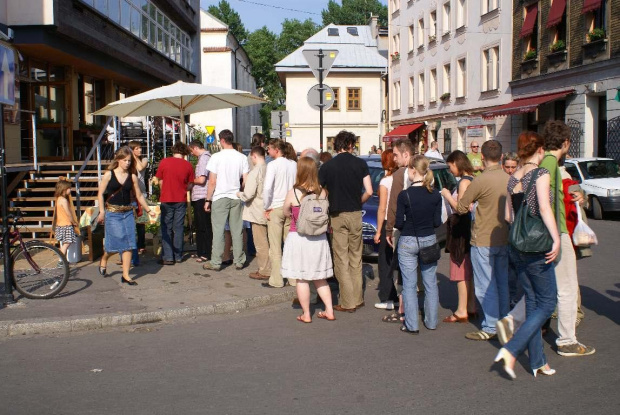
[410,155,434,193]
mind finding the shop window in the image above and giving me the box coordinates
[443,129,452,153]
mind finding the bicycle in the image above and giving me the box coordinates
[0,209,70,299]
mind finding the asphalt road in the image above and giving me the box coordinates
[1,218,619,415]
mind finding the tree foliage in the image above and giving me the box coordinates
[277,19,321,60]
[321,0,388,27]
[207,0,248,42]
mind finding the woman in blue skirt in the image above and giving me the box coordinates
[97,147,156,285]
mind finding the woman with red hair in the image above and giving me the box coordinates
[374,149,399,310]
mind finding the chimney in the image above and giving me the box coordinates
[368,13,378,38]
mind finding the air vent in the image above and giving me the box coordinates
[347,27,358,36]
[328,28,339,36]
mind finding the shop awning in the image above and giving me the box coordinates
[582,0,602,14]
[481,90,574,118]
[383,123,424,142]
[546,0,566,28]
[520,4,538,38]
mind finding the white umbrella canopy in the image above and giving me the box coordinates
[93,80,266,142]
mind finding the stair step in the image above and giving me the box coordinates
[9,206,91,212]
[38,161,102,167]
[17,187,99,193]
[11,196,98,202]
[26,178,101,183]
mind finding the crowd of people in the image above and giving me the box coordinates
[63,120,597,380]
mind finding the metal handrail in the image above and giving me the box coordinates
[74,117,113,218]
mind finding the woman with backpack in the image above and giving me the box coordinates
[281,157,335,323]
[395,155,443,334]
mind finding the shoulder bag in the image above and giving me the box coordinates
[508,168,558,254]
[405,189,441,264]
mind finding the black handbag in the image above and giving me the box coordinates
[405,189,441,264]
[509,168,558,254]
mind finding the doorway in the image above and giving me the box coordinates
[597,96,607,157]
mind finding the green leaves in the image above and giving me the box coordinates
[207,0,249,42]
[321,0,388,27]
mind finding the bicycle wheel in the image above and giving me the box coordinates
[11,242,69,299]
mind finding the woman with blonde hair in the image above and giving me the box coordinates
[281,157,334,323]
[97,146,156,285]
[395,155,443,334]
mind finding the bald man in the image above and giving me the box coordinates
[467,141,484,176]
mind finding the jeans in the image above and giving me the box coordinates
[398,235,439,331]
[470,245,509,334]
[505,248,557,370]
[160,202,187,262]
[192,199,212,260]
[377,226,398,303]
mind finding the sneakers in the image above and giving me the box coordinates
[465,330,497,341]
[202,262,221,271]
[557,342,596,357]
[496,315,514,346]
[374,301,396,310]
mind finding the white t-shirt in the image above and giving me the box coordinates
[379,175,393,220]
[425,149,443,160]
[206,149,249,201]
[263,157,297,210]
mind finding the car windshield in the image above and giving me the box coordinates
[578,160,620,180]
[369,167,385,195]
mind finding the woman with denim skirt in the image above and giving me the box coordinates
[97,147,156,286]
[495,132,560,379]
[395,155,443,334]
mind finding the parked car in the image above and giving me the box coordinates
[359,155,457,258]
[563,157,620,219]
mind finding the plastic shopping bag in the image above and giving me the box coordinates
[572,202,598,247]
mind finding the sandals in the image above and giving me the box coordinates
[382,312,404,323]
[296,315,312,324]
[195,257,208,263]
[443,313,469,323]
[317,311,336,321]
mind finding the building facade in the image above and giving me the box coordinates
[190,10,260,148]
[388,0,514,153]
[275,24,388,154]
[483,0,619,160]
[2,0,200,163]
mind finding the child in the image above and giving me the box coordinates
[53,179,80,257]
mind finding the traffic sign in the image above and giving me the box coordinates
[307,84,335,111]
[251,125,263,135]
[0,43,16,106]
[302,49,339,82]
[270,110,289,129]
[270,129,282,138]
[205,125,216,144]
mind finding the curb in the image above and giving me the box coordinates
[0,289,296,338]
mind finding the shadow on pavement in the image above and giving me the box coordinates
[580,283,620,326]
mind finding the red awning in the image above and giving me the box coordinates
[481,90,574,118]
[582,0,602,14]
[546,0,566,28]
[383,123,424,142]
[520,4,538,38]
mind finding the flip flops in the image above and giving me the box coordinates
[296,315,312,324]
[443,313,469,323]
[382,312,404,323]
[317,311,336,321]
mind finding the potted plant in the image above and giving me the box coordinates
[550,40,566,53]
[391,52,401,61]
[440,92,451,101]
[587,28,606,43]
[146,222,161,256]
[523,49,537,61]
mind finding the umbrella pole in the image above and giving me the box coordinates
[180,109,186,144]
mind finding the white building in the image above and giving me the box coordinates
[190,10,260,148]
[275,24,388,154]
[388,0,513,153]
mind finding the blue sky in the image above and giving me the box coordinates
[199,0,388,34]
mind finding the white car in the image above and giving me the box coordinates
[564,157,620,219]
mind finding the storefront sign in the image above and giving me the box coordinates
[0,43,16,106]
[457,117,468,128]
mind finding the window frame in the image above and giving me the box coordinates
[456,57,467,98]
[328,87,340,111]
[443,1,452,35]
[346,87,362,111]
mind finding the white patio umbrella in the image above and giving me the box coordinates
[93,81,266,143]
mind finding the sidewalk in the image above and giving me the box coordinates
[0,252,296,337]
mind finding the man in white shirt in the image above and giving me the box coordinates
[261,139,297,288]
[424,141,443,160]
[203,129,249,271]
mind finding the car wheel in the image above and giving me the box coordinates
[591,196,603,220]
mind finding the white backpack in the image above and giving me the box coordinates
[294,188,329,236]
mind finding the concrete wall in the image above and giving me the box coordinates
[284,72,383,154]
[6,0,54,25]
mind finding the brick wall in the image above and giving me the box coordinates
[56,0,197,86]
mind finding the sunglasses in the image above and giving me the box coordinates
[471,145,479,148]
